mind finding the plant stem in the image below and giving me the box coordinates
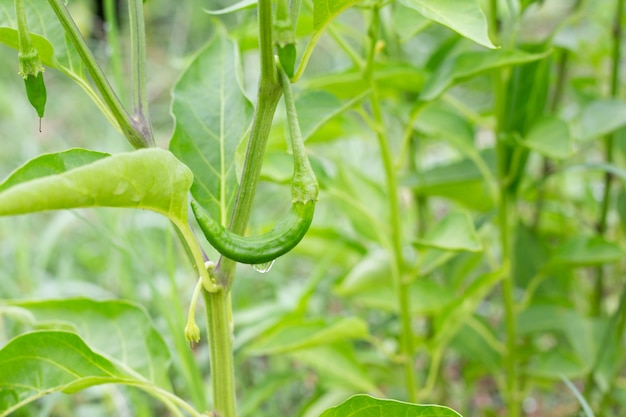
[202,1,282,416]
[128,0,155,143]
[592,0,623,317]
[203,289,236,417]
[365,3,416,402]
[216,0,282,288]
[46,0,153,149]
[489,2,519,416]
[103,0,125,103]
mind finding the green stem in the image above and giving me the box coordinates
[490,1,519,416]
[593,0,623,317]
[14,0,32,52]
[202,289,236,417]
[128,0,155,143]
[216,0,282,287]
[202,1,282,416]
[365,3,416,401]
[103,0,125,103]
[46,0,152,149]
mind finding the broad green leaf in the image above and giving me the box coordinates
[313,0,361,31]
[0,148,193,223]
[319,394,463,417]
[400,0,495,49]
[518,305,607,367]
[296,90,366,141]
[403,148,497,211]
[421,49,550,101]
[0,148,109,193]
[527,348,587,379]
[290,344,379,394]
[337,279,455,315]
[246,317,369,355]
[521,116,574,159]
[204,0,256,15]
[580,99,626,140]
[169,32,253,222]
[0,28,58,67]
[413,211,482,252]
[0,331,133,416]
[552,236,624,267]
[8,299,171,387]
[394,4,430,42]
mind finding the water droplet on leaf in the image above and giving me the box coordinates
[252,260,275,273]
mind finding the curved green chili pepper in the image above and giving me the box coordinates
[191,200,315,264]
[192,63,318,264]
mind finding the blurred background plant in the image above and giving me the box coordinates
[1,0,625,416]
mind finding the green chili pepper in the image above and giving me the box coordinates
[15,0,47,124]
[192,200,315,264]
[192,63,318,264]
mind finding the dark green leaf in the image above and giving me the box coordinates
[8,299,171,387]
[169,32,253,221]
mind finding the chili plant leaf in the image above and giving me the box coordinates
[170,32,253,222]
[521,115,574,159]
[421,49,550,101]
[414,212,482,252]
[246,317,369,355]
[318,394,463,417]
[7,299,171,388]
[0,148,193,224]
[551,236,624,267]
[0,331,135,416]
[0,148,109,193]
[0,28,57,67]
[204,0,256,15]
[579,99,626,140]
[290,344,380,394]
[313,0,361,31]
[399,0,495,49]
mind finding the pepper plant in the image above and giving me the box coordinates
[1,0,626,416]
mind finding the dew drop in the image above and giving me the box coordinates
[252,260,275,274]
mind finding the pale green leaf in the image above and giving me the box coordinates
[204,0,256,15]
[0,148,109,193]
[400,0,495,48]
[291,345,379,394]
[421,49,550,101]
[414,212,482,252]
[552,236,624,267]
[246,317,369,355]
[521,116,574,159]
[8,299,171,387]
[0,27,58,67]
[318,394,463,417]
[313,0,361,30]
[0,148,193,223]
[0,331,133,416]
[580,99,626,140]
[169,32,253,222]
